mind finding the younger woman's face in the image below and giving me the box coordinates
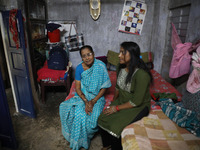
[118,47,131,65]
[81,48,94,66]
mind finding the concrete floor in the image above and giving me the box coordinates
[2,87,103,150]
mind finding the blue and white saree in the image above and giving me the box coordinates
[59,59,111,150]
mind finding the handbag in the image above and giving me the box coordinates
[65,24,84,52]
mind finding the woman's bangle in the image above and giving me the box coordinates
[116,105,120,111]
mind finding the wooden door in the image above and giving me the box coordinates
[1,10,36,118]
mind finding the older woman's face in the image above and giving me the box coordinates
[118,47,131,65]
[81,48,94,66]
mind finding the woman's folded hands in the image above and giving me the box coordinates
[85,100,95,115]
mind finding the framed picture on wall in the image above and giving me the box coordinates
[118,0,147,35]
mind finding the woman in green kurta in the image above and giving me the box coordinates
[98,41,153,150]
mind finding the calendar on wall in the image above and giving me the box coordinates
[118,0,147,35]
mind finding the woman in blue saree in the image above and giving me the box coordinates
[59,45,111,150]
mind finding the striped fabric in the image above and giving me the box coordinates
[157,98,200,137]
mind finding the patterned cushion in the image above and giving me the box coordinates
[107,50,119,66]
[141,51,154,63]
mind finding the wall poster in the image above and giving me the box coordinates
[118,0,147,35]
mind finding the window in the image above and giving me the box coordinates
[169,5,191,42]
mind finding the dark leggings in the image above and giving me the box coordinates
[99,106,149,150]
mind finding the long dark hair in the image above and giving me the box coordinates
[119,41,153,84]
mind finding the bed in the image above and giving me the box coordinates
[121,69,200,150]
[65,51,200,150]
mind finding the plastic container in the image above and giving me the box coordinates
[48,29,60,43]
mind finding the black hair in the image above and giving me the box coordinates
[119,41,153,84]
[79,45,94,56]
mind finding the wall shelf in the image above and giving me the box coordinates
[24,0,47,90]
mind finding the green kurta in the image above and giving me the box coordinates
[98,68,151,138]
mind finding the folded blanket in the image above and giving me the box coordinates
[157,99,200,137]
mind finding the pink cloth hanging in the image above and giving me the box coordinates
[171,23,182,50]
[169,43,192,78]
[169,23,192,78]
[186,46,200,93]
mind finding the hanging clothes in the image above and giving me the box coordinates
[169,23,192,78]
[171,22,182,50]
[46,23,61,32]
[169,23,200,79]
[169,42,192,78]
[9,9,20,49]
[186,46,200,93]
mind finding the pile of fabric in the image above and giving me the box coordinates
[182,46,200,121]
[186,46,200,94]
[158,23,200,137]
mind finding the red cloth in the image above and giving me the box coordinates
[9,9,20,49]
[150,69,182,110]
[37,61,66,82]
[150,69,182,101]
